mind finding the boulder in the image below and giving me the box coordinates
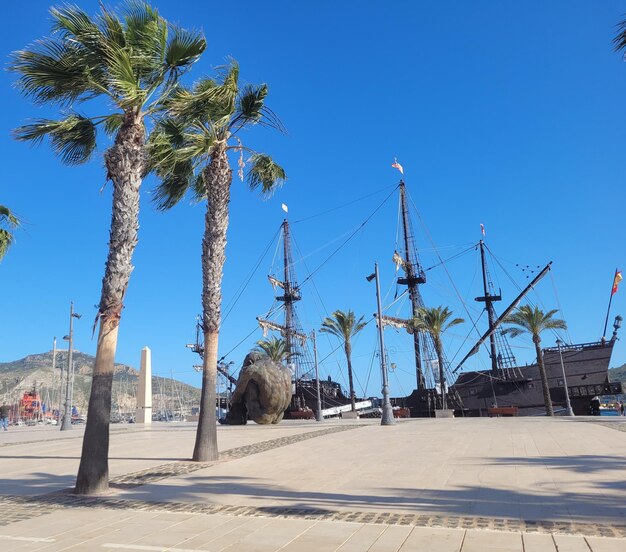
[225,352,292,425]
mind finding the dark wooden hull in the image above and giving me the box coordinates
[393,340,621,417]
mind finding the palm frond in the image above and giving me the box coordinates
[246,154,286,195]
[9,39,95,105]
[50,5,104,53]
[501,327,525,339]
[98,5,126,47]
[164,27,206,73]
[102,113,124,137]
[0,229,14,261]
[0,206,20,228]
[320,310,366,342]
[119,1,169,85]
[0,206,20,261]
[166,79,232,128]
[412,306,463,339]
[503,305,567,338]
[614,18,626,52]
[151,159,195,211]
[14,115,97,165]
[254,336,292,363]
[105,45,144,107]
[232,84,285,133]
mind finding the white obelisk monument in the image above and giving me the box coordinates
[135,347,152,424]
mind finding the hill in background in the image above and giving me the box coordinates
[0,350,201,417]
[609,364,626,390]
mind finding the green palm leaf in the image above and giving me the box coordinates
[165,28,207,73]
[247,154,286,195]
[0,206,21,261]
[14,115,97,165]
[10,40,95,105]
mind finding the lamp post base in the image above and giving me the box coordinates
[381,403,395,425]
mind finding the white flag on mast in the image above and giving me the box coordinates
[281,203,288,213]
[391,158,404,175]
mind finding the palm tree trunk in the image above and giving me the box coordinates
[193,145,231,462]
[345,342,356,412]
[534,336,554,416]
[75,113,145,495]
[436,339,447,410]
[344,341,356,412]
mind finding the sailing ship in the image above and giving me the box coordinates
[188,176,621,419]
[385,179,622,416]
[256,218,365,418]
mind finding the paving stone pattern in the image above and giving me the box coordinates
[2,423,626,539]
[109,423,363,488]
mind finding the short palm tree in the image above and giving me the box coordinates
[0,206,20,261]
[255,336,291,363]
[412,306,464,410]
[10,2,206,494]
[149,61,286,461]
[320,310,366,411]
[502,305,567,416]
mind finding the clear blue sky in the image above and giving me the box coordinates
[2,0,625,398]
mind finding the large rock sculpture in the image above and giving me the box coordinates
[225,352,292,425]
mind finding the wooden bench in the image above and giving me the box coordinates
[487,406,519,417]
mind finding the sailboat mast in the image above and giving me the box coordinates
[477,240,500,374]
[282,219,294,363]
[399,182,426,389]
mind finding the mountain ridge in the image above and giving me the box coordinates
[0,350,201,415]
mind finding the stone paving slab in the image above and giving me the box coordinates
[2,508,624,551]
[3,417,626,548]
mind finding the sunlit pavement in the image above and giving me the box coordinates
[1,417,626,551]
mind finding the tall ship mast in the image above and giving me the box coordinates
[257,218,310,382]
[382,179,463,414]
[396,181,427,389]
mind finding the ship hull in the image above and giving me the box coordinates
[393,340,621,417]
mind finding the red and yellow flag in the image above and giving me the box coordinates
[612,270,623,295]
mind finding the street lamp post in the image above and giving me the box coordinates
[556,338,574,417]
[367,262,395,426]
[61,301,81,431]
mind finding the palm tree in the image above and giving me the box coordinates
[10,2,206,494]
[0,206,20,261]
[149,61,286,461]
[502,305,567,416]
[320,310,366,412]
[255,337,291,363]
[412,306,464,410]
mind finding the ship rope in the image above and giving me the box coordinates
[406,192,483,343]
[292,233,357,389]
[292,183,397,224]
[485,244,570,345]
[422,244,476,273]
[221,226,281,327]
[363,346,377,395]
[549,271,573,343]
[298,185,399,288]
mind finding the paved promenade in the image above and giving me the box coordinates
[1,417,626,551]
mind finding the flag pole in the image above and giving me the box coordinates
[602,268,618,339]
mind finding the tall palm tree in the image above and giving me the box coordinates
[502,305,567,416]
[412,306,464,410]
[10,2,206,494]
[149,61,286,461]
[320,310,366,412]
[255,337,291,363]
[0,206,20,261]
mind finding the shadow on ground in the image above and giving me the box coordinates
[114,471,626,523]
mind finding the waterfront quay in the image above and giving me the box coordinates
[1,417,626,551]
